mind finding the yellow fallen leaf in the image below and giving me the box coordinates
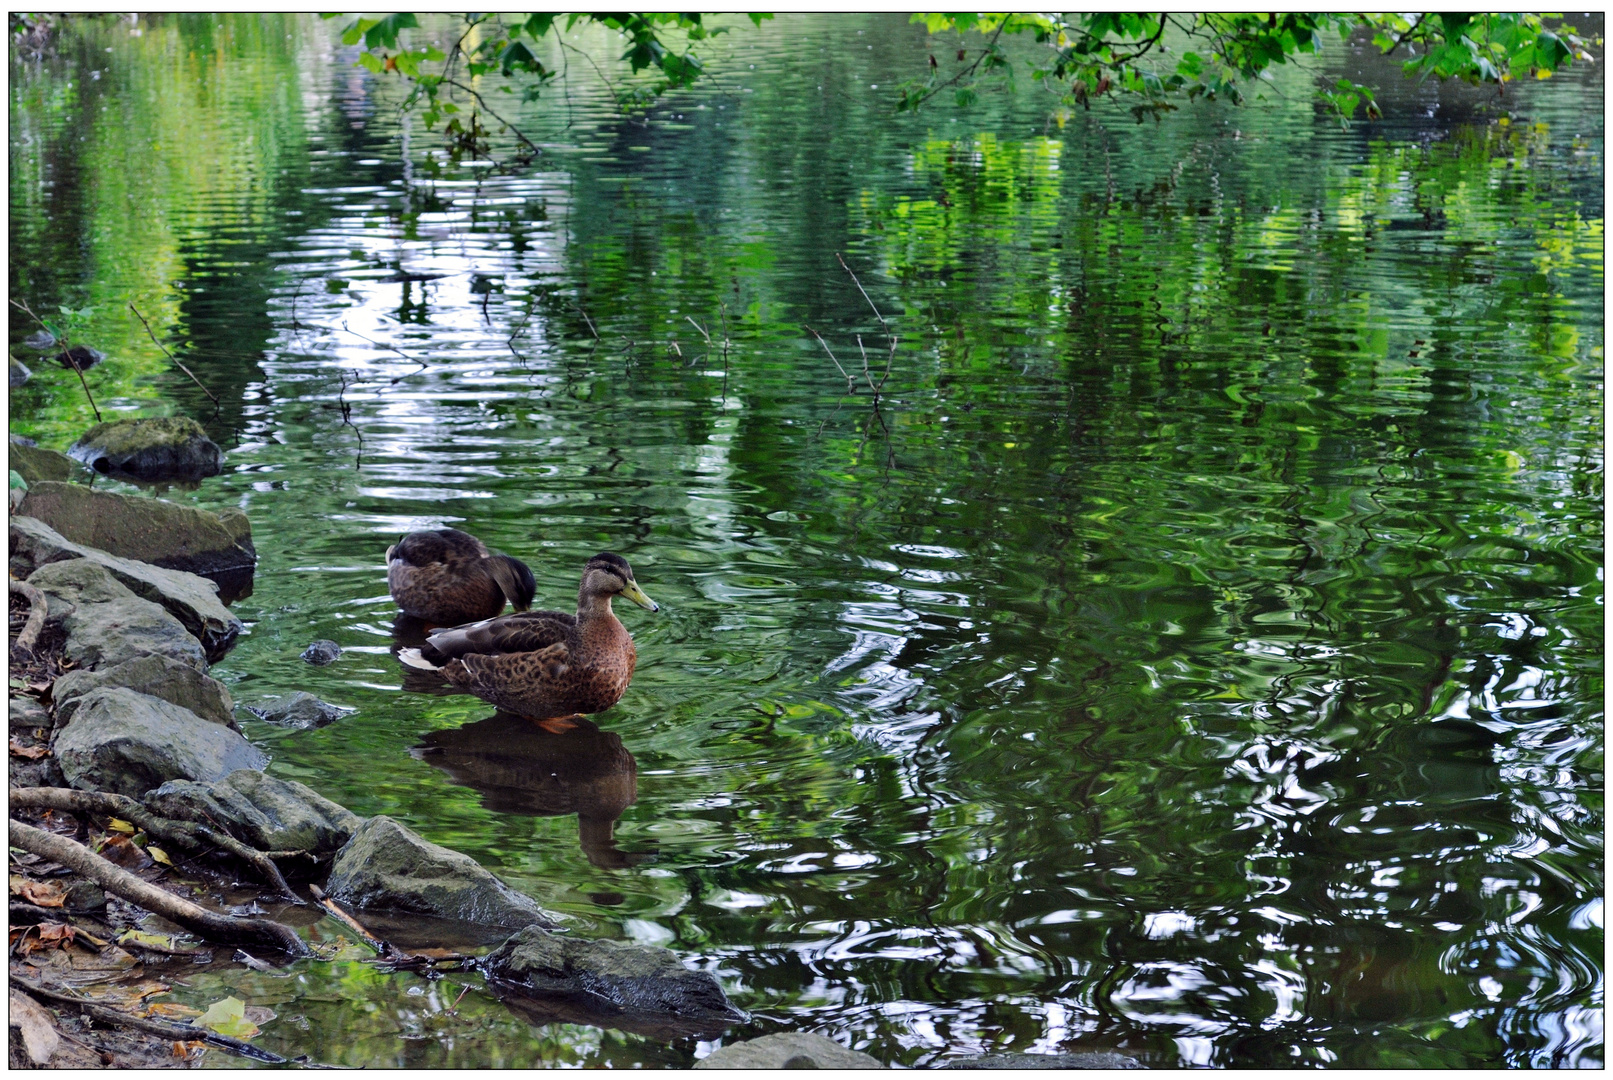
[106,818,137,835]
[193,996,260,1040]
[148,846,174,867]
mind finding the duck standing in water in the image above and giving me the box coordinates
[398,552,658,728]
[386,528,537,626]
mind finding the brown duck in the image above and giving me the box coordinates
[397,552,658,725]
[386,528,536,626]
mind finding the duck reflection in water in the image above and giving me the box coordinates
[412,712,648,869]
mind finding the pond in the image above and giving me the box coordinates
[9,12,1603,1069]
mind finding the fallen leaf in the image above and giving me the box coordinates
[17,880,66,907]
[146,1002,203,1020]
[118,929,189,953]
[147,846,174,867]
[9,738,49,760]
[105,819,137,835]
[193,996,260,1040]
[15,922,75,955]
[96,835,153,871]
[79,978,169,1006]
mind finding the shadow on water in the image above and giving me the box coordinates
[413,712,649,871]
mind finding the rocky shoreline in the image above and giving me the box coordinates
[8,433,1140,1070]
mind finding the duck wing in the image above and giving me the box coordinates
[422,609,575,661]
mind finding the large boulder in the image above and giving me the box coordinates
[11,517,242,661]
[17,482,255,582]
[26,560,206,671]
[8,443,78,484]
[325,816,559,934]
[145,770,361,858]
[942,1053,1145,1069]
[486,925,746,1041]
[53,654,236,729]
[53,687,267,798]
[695,1033,881,1070]
[66,416,222,481]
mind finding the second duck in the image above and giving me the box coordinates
[386,527,536,626]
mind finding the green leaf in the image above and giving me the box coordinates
[193,997,259,1040]
[356,51,383,73]
[364,12,417,51]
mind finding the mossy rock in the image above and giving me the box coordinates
[67,417,222,480]
[8,442,80,484]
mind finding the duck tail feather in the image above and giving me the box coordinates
[397,647,443,672]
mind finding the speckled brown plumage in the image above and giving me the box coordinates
[413,552,657,718]
[386,528,536,626]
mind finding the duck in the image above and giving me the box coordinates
[386,528,537,626]
[397,552,658,725]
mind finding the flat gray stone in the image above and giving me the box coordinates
[695,1032,880,1070]
[243,692,351,729]
[487,925,746,1041]
[53,654,236,729]
[53,687,267,798]
[942,1052,1144,1069]
[326,816,559,933]
[145,769,361,857]
[11,517,242,661]
[17,481,255,581]
[67,416,221,480]
[27,560,206,672]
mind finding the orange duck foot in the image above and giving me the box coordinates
[530,714,584,734]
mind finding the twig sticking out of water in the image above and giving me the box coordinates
[805,326,855,392]
[719,302,731,402]
[128,302,220,410]
[574,300,600,340]
[10,297,100,422]
[337,371,364,468]
[339,321,427,381]
[835,252,897,398]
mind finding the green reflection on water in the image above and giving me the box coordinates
[10,12,1603,1070]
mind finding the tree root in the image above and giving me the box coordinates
[7,819,310,958]
[9,578,47,657]
[9,786,306,904]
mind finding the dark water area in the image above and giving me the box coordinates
[9,13,1603,1068]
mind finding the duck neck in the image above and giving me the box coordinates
[576,591,617,624]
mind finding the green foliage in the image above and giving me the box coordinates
[902,13,1598,122]
[323,12,775,159]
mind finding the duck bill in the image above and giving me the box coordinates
[620,581,659,612]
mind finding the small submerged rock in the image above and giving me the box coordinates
[10,356,32,386]
[56,344,105,371]
[54,687,268,798]
[19,329,57,352]
[695,1033,881,1070]
[325,816,560,934]
[243,692,352,729]
[67,416,222,480]
[486,925,747,1041]
[300,640,341,666]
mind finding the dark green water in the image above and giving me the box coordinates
[9,13,1603,1068]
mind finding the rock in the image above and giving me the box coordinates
[325,816,559,933]
[53,654,236,729]
[55,345,104,371]
[486,925,746,1041]
[9,357,31,387]
[942,1052,1145,1069]
[9,987,60,1065]
[19,330,56,352]
[11,516,243,661]
[53,687,267,798]
[243,692,351,730]
[7,444,77,484]
[16,481,255,583]
[66,416,221,480]
[695,1033,881,1070]
[300,640,341,666]
[145,770,361,858]
[8,698,65,790]
[26,560,207,672]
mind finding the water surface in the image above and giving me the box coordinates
[9,13,1603,1068]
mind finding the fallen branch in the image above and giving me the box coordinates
[9,579,47,657]
[10,787,306,905]
[805,326,856,392]
[7,819,309,957]
[308,882,398,958]
[11,975,329,1067]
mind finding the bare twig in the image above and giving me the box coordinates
[1381,13,1427,56]
[7,819,310,956]
[308,882,402,959]
[719,302,731,402]
[835,253,897,394]
[440,76,543,157]
[10,297,99,422]
[337,371,364,468]
[805,326,856,392]
[9,580,47,657]
[574,301,599,340]
[905,20,1010,111]
[10,787,305,905]
[340,320,427,380]
[128,302,219,407]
